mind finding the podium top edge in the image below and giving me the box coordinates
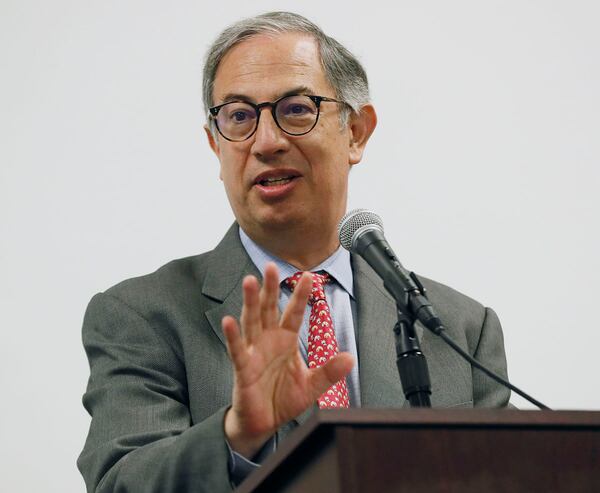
[307,408,600,428]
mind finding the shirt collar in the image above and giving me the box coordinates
[239,226,354,298]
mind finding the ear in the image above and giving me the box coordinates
[348,104,377,165]
[204,124,220,157]
[204,124,224,180]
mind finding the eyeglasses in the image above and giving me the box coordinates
[208,94,346,142]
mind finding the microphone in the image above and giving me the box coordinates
[338,209,444,335]
[338,208,551,410]
[339,208,436,406]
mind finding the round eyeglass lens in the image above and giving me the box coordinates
[217,102,257,140]
[275,95,318,134]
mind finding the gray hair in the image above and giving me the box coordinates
[202,11,370,131]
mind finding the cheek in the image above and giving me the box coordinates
[304,131,349,170]
[219,148,245,181]
[314,164,350,198]
[219,148,251,203]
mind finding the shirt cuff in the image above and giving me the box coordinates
[226,435,277,487]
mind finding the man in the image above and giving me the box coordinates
[78,11,510,493]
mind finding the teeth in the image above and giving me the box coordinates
[261,176,293,186]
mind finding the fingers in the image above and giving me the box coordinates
[280,271,311,333]
[222,315,248,370]
[239,275,261,343]
[240,263,283,343]
[259,262,280,331]
[308,352,355,398]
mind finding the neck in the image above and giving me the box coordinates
[244,224,340,271]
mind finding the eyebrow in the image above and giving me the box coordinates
[218,85,316,105]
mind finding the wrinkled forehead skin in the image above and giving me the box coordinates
[212,33,333,106]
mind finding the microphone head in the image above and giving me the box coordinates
[338,209,384,251]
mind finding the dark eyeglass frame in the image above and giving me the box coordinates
[208,94,346,142]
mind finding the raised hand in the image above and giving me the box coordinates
[222,262,354,458]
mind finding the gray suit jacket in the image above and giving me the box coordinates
[78,224,510,492]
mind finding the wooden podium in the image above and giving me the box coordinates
[235,409,600,493]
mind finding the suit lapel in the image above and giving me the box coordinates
[202,224,261,348]
[353,254,421,408]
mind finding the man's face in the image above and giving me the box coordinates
[206,32,365,241]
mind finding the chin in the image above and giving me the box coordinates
[259,211,305,230]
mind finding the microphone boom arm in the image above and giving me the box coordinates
[393,305,433,408]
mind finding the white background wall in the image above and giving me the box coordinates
[1,1,599,491]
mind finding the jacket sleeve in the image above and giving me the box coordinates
[77,292,234,493]
[472,306,511,407]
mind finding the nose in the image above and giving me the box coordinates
[250,107,290,159]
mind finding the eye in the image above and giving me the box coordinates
[281,102,312,117]
[232,110,251,122]
[288,104,310,115]
[228,109,255,124]
[277,96,318,119]
[220,103,256,125]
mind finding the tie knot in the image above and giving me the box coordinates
[284,271,331,305]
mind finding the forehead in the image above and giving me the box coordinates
[212,32,334,104]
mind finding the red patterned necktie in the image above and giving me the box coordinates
[284,271,350,409]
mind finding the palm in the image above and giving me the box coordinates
[222,263,353,454]
[236,330,314,429]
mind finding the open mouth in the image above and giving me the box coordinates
[258,175,297,187]
[254,169,301,188]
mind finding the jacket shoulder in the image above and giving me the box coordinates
[420,276,487,324]
[102,251,214,308]
[418,276,495,355]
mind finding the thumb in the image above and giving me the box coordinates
[307,352,355,399]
